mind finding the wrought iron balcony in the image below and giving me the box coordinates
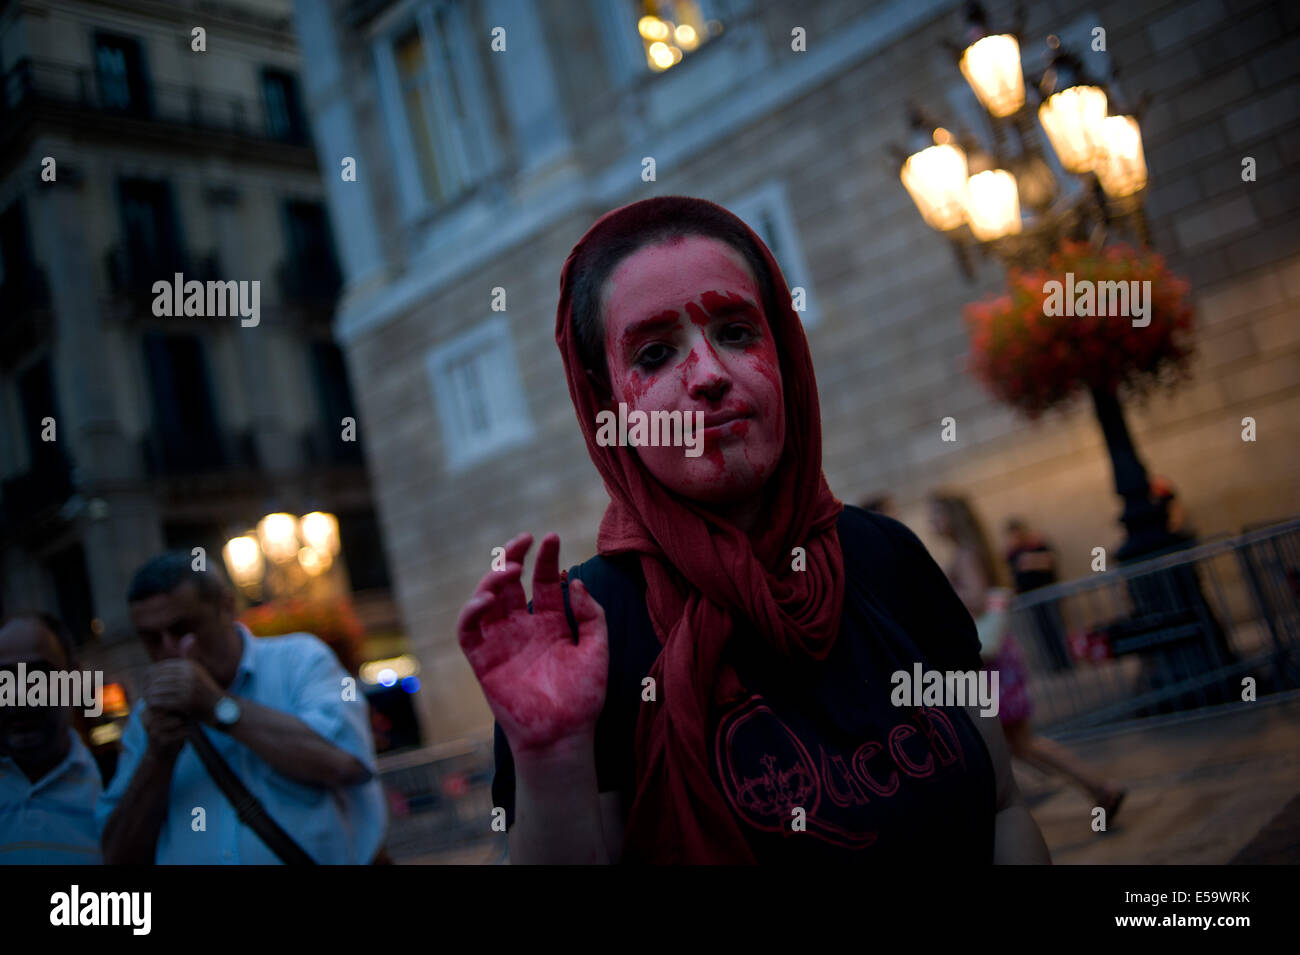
[1,58,313,152]
[105,247,222,306]
[140,427,260,478]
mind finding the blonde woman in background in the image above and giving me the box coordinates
[928,491,1127,824]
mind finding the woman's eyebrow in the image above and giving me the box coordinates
[622,309,682,344]
[704,298,759,318]
[621,294,761,347]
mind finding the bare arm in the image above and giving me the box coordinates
[964,704,1051,864]
[459,533,612,865]
[102,709,184,865]
[507,733,622,864]
[222,698,370,788]
[143,654,370,789]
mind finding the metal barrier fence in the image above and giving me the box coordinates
[376,736,502,863]
[1005,516,1300,737]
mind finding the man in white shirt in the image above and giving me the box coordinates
[98,552,385,864]
[0,614,103,864]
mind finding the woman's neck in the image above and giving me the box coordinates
[703,487,768,536]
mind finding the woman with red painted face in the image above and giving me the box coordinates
[455,196,1050,864]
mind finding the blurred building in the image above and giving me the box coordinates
[291,0,1300,743]
[0,0,401,695]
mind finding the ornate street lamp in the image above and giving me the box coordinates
[226,510,346,599]
[893,0,1179,562]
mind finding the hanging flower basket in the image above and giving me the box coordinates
[963,241,1198,421]
[241,596,366,675]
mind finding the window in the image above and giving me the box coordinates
[17,357,65,473]
[726,180,820,328]
[94,33,150,115]
[633,0,719,73]
[374,0,500,215]
[394,26,446,203]
[44,544,96,648]
[262,69,309,143]
[600,0,750,86]
[426,317,534,472]
[117,179,184,295]
[282,201,342,304]
[308,340,363,464]
[142,333,224,473]
[0,198,46,309]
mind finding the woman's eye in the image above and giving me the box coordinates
[634,343,671,370]
[720,323,757,344]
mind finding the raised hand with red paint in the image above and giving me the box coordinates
[457,532,608,756]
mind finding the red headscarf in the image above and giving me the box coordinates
[554,196,844,863]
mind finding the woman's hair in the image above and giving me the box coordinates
[930,491,1008,589]
[568,199,781,399]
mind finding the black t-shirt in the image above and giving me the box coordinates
[491,505,997,862]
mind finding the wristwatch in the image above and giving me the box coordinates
[212,696,242,730]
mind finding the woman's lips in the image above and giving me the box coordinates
[701,409,753,428]
[702,413,753,437]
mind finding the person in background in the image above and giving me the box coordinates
[1004,517,1073,672]
[98,552,385,864]
[1148,475,1187,537]
[930,492,1127,825]
[0,613,103,863]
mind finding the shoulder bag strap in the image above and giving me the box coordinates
[185,722,317,865]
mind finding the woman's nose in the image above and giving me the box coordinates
[685,338,730,399]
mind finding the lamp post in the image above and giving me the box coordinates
[895,0,1180,562]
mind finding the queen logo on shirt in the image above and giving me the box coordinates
[713,695,968,849]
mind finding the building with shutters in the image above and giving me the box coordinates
[0,0,400,701]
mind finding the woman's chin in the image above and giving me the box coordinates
[672,470,773,507]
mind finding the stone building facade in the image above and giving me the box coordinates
[292,0,1300,743]
[0,0,396,683]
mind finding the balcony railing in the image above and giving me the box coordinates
[2,58,311,146]
[140,428,260,478]
[105,247,222,306]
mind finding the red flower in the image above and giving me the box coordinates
[963,242,1198,419]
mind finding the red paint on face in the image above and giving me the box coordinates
[600,236,786,506]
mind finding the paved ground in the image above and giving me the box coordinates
[397,692,1300,865]
[1019,692,1300,864]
